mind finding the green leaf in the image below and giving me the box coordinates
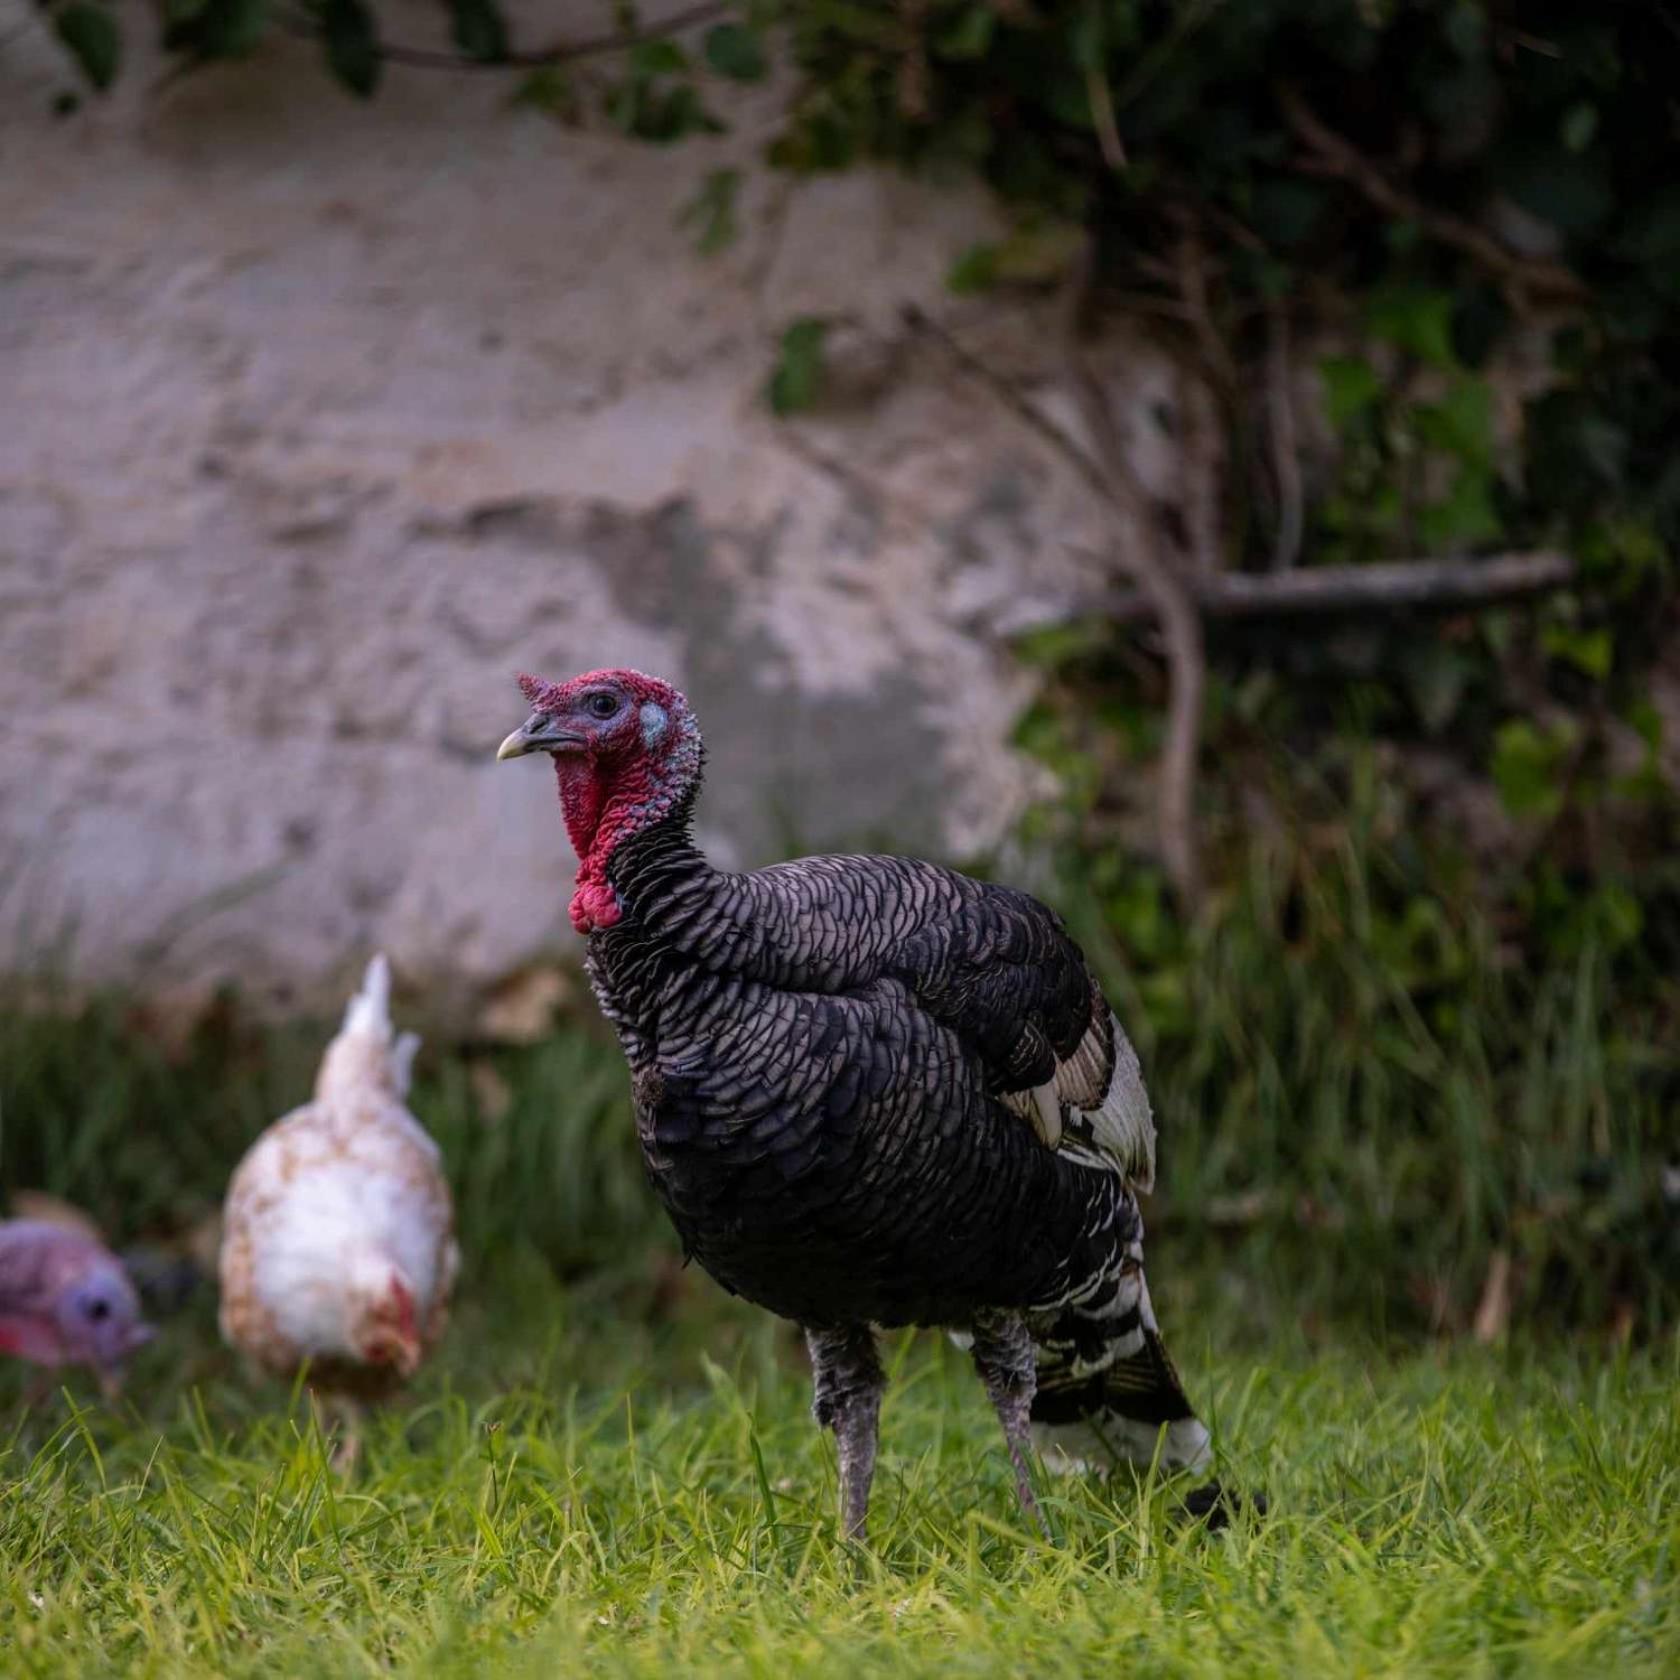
[946,243,1000,295]
[1402,643,1474,735]
[1561,102,1598,154]
[1011,619,1108,672]
[513,67,581,123]
[163,0,268,59]
[1413,378,1495,466]
[1626,699,1663,756]
[1491,720,1570,820]
[320,0,379,96]
[1416,465,1501,548]
[55,3,121,91]
[1541,624,1613,682]
[608,80,723,143]
[630,39,688,76]
[935,5,995,60]
[702,23,765,82]
[1318,356,1383,427]
[678,168,741,256]
[449,0,507,63]
[1366,286,1458,367]
[766,318,828,417]
[1497,147,1612,237]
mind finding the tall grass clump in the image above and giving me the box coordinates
[1054,769,1679,1343]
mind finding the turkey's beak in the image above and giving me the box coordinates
[496,712,583,761]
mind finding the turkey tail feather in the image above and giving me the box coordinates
[1028,1260,1211,1475]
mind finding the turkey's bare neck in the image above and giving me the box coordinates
[557,755,704,933]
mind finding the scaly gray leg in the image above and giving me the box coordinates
[970,1310,1049,1540]
[806,1325,885,1541]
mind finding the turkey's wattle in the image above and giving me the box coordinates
[498,667,1220,1538]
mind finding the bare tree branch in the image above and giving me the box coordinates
[1087,550,1575,623]
[1276,85,1587,307]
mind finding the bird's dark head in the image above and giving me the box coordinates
[496,668,703,932]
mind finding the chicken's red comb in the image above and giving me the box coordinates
[516,672,551,707]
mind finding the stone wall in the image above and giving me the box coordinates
[0,4,1178,1015]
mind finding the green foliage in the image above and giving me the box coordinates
[1491,718,1574,819]
[604,40,725,143]
[53,3,120,90]
[703,21,767,83]
[1010,646,1680,1336]
[160,0,269,65]
[447,0,506,64]
[318,0,380,97]
[766,316,828,415]
[679,166,742,256]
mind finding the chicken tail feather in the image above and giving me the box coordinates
[316,955,422,1102]
[342,954,394,1042]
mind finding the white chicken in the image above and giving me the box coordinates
[218,955,458,1464]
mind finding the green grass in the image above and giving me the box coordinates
[1,1266,1676,1678]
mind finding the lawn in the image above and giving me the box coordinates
[2,1258,1675,1679]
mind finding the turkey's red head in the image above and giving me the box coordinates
[496,668,702,933]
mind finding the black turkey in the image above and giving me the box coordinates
[498,667,1216,1538]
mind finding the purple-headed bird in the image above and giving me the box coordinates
[0,1219,155,1400]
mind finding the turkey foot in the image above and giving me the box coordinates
[970,1311,1051,1542]
[806,1325,885,1541]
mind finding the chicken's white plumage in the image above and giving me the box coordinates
[218,956,458,1392]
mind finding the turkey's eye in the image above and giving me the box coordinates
[85,1299,111,1322]
[585,693,619,720]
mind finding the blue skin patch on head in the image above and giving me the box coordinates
[640,702,669,748]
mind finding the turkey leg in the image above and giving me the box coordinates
[806,1325,885,1541]
[970,1310,1050,1540]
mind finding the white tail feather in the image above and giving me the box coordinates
[316,954,422,1103]
[341,954,393,1042]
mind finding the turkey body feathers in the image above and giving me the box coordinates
[593,828,1156,1335]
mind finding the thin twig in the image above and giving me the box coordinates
[904,290,1209,905]
[284,0,731,73]
[899,306,1109,495]
[1276,84,1586,306]
[1170,229,1230,581]
[1081,551,1575,623]
[1086,67,1127,170]
[1065,351,1207,905]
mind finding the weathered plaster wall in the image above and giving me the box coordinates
[0,5,1166,1014]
